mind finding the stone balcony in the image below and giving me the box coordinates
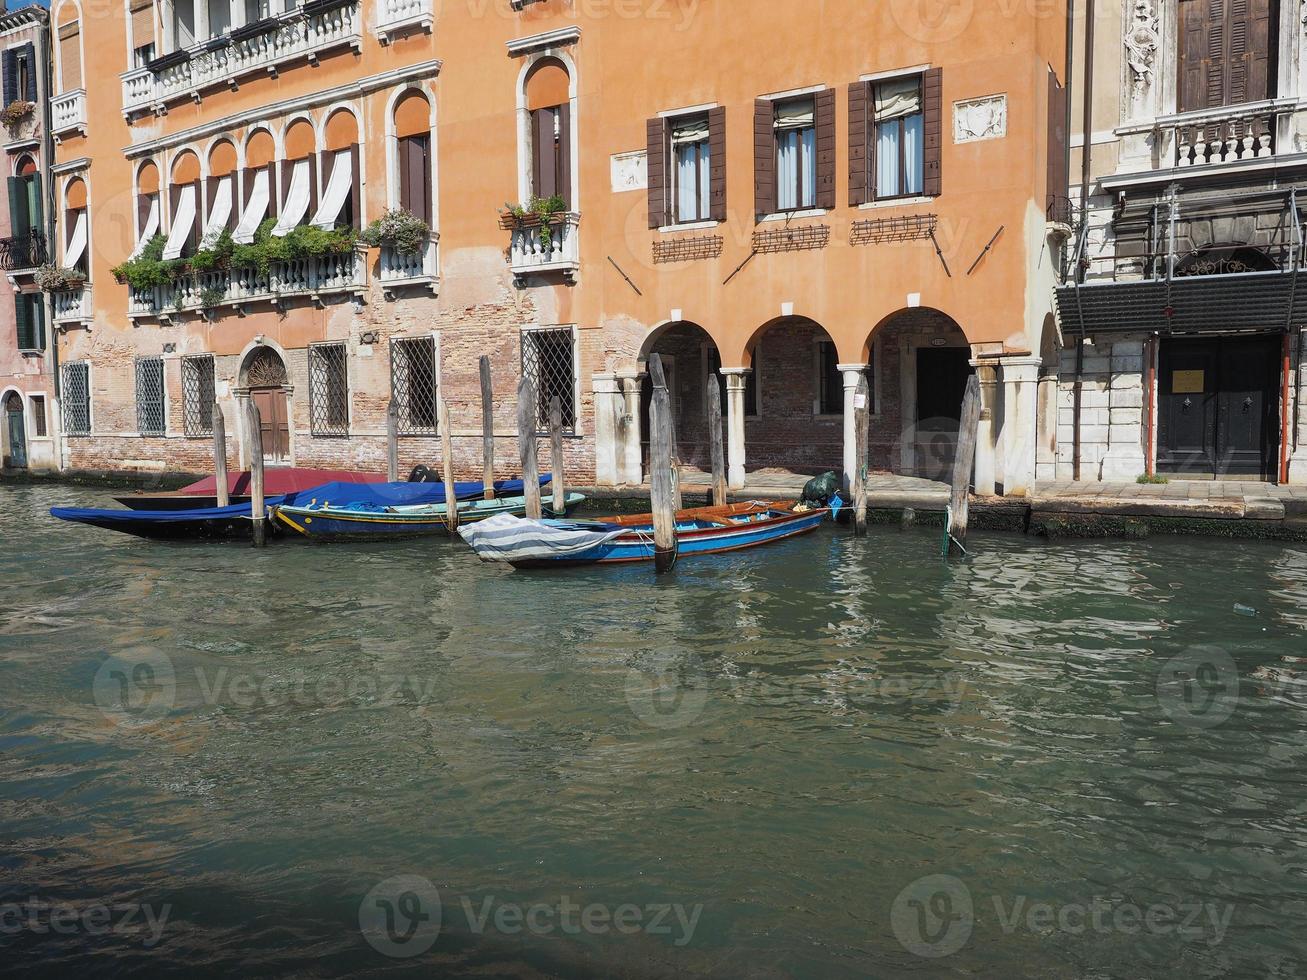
[373,0,433,43]
[378,235,439,297]
[507,212,580,283]
[120,0,361,118]
[53,284,92,326]
[51,89,87,140]
[1113,99,1300,182]
[127,245,367,319]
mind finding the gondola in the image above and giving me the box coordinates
[273,491,587,541]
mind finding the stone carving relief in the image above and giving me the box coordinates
[1124,0,1161,109]
[953,95,1007,143]
[610,151,648,193]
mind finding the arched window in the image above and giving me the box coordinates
[134,160,161,254]
[52,1,82,95]
[163,151,200,259]
[8,155,42,254]
[235,128,276,243]
[392,90,432,222]
[523,58,572,207]
[273,118,317,236]
[313,108,359,230]
[204,140,238,241]
[63,176,89,275]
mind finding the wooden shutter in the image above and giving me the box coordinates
[2,49,15,105]
[31,295,45,352]
[22,43,36,102]
[137,191,154,237]
[557,102,572,208]
[1178,0,1273,113]
[814,88,836,210]
[848,82,869,207]
[1046,69,1069,217]
[646,117,666,228]
[922,68,943,198]
[15,293,32,352]
[7,176,26,238]
[754,99,776,217]
[399,135,430,223]
[708,105,727,222]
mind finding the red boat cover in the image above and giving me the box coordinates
[180,468,387,496]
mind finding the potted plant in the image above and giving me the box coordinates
[34,264,88,293]
[498,195,568,250]
[1,100,35,129]
[360,208,431,257]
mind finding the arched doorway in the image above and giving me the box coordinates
[3,392,25,469]
[240,347,291,465]
[639,321,722,475]
[869,308,972,480]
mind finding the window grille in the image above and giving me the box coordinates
[181,354,215,437]
[522,326,577,433]
[135,356,166,436]
[309,342,349,437]
[391,335,439,436]
[62,361,90,436]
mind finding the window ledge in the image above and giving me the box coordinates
[657,219,721,234]
[858,196,934,210]
[759,208,828,223]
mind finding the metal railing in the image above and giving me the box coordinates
[120,0,360,115]
[0,232,47,271]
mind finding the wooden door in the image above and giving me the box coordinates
[1158,341,1219,473]
[1215,337,1279,476]
[1177,0,1275,113]
[251,389,289,463]
[5,407,26,469]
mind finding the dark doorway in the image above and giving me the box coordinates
[1157,336,1280,479]
[914,347,973,480]
[4,393,26,469]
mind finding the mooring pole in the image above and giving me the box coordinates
[648,353,678,574]
[946,375,982,556]
[386,399,399,483]
[517,376,542,519]
[439,397,459,534]
[212,401,229,508]
[480,356,495,499]
[246,399,267,548]
[707,376,727,507]
[853,375,869,537]
[549,395,567,515]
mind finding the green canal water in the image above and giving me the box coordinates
[3,483,1307,978]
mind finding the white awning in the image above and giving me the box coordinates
[65,210,88,268]
[875,77,922,122]
[132,197,160,258]
[233,168,269,244]
[670,118,709,145]
[272,158,311,237]
[774,98,815,131]
[162,184,196,260]
[202,176,233,243]
[311,149,352,229]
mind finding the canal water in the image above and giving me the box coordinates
[2,483,1306,978]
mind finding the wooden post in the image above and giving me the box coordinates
[212,402,229,508]
[439,397,458,534]
[517,375,542,519]
[647,353,678,574]
[549,395,567,516]
[386,399,399,483]
[853,375,869,537]
[480,356,495,499]
[945,375,982,556]
[246,398,267,548]
[648,355,682,510]
[707,377,727,507]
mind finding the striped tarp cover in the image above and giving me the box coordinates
[458,513,626,563]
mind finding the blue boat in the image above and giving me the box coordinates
[49,476,552,541]
[273,491,587,541]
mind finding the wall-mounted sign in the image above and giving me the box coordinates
[1172,370,1206,393]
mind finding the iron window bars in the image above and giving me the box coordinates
[181,354,215,437]
[309,342,349,437]
[391,335,439,436]
[521,326,577,434]
[135,357,166,436]
[61,362,90,436]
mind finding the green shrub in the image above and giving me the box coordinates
[360,208,430,257]
[34,264,87,292]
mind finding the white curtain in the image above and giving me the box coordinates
[311,150,353,229]
[876,123,899,200]
[874,77,922,121]
[234,169,269,243]
[774,98,816,210]
[162,184,195,260]
[65,211,88,268]
[272,159,310,237]
[903,114,924,195]
[777,130,798,210]
[132,197,160,258]
[202,176,233,242]
[875,77,924,198]
[800,126,816,208]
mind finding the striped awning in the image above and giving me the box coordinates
[1055,269,1307,336]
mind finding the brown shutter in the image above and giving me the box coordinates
[754,99,776,218]
[1046,69,1069,219]
[533,108,556,200]
[557,102,572,209]
[646,117,666,229]
[814,88,836,210]
[922,68,943,198]
[708,105,727,222]
[1178,0,1272,113]
[848,82,869,207]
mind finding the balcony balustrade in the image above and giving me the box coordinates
[378,234,439,295]
[0,232,48,271]
[374,0,433,42]
[508,213,580,281]
[120,0,360,116]
[52,285,92,325]
[51,89,87,139]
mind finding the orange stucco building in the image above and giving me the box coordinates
[44,0,1068,494]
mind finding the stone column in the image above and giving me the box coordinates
[619,372,643,485]
[722,368,750,489]
[838,363,869,490]
[591,374,622,487]
[971,361,999,496]
[998,356,1041,497]
[195,0,211,44]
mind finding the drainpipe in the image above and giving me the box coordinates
[1072,0,1096,481]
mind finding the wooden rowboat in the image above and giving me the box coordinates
[273,492,587,541]
[459,500,829,567]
